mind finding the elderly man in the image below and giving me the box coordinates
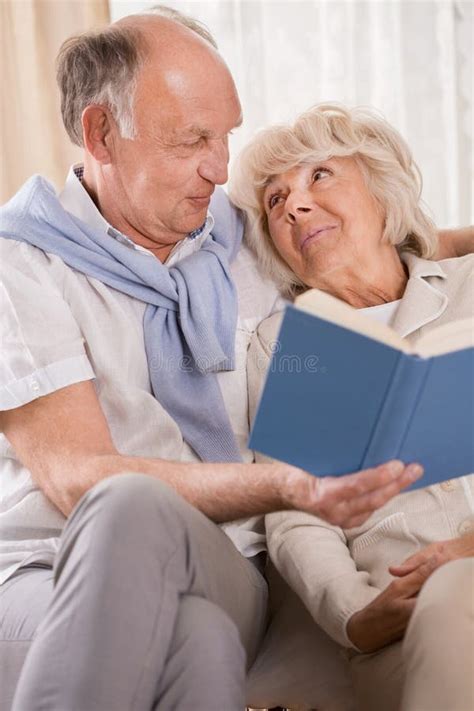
[0,7,469,711]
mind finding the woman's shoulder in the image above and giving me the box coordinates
[434,254,474,308]
[436,253,474,279]
[403,252,473,303]
[437,254,474,291]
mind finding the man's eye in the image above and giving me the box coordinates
[268,194,282,209]
[312,168,331,182]
[184,137,204,148]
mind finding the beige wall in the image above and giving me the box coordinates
[1,0,109,204]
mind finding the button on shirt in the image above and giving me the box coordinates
[0,166,281,585]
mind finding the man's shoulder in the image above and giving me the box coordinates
[0,238,47,274]
[0,238,69,288]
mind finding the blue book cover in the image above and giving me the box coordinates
[249,292,474,489]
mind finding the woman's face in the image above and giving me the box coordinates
[263,156,386,289]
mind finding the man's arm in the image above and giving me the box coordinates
[0,380,421,526]
[436,226,474,259]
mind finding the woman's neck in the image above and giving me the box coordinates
[314,247,408,308]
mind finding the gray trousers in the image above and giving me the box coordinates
[0,474,268,711]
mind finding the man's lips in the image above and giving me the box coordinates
[188,193,213,203]
[299,225,337,251]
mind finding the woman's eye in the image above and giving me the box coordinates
[268,194,282,209]
[312,168,331,182]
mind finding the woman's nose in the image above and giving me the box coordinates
[286,202,313,223]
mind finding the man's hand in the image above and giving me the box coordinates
[389,533,474,579]
[282,460,423,528]
[436,226,474,259]
[346,555,438,653]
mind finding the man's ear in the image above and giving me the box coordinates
[82,105,115,164]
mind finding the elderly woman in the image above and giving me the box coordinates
[230,104,474,711]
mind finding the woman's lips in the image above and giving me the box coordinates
[300,225,336,251]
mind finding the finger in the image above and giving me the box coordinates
[390,542,448,577]
[388,555,439,599]
[321,460,423,507]
[315,462,423,526]
[390,564,417,577]
[390,557,424,577]
[323,460,406,497]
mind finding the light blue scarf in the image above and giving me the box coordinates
[0,175,243,462]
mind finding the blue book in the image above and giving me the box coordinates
[249,289,474,489]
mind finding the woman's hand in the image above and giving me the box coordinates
[389,533,474,579]
[282,459,423,528]
[348,533,474,653]
[346,556,438,653]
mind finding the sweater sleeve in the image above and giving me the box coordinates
[266,509,382,649]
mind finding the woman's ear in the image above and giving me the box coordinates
[81,105,114,164]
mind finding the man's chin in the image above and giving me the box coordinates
[181,202,210,231]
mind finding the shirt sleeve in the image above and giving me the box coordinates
[0,240,95,410]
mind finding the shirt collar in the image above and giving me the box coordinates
[58,164,214,263]
[401,251,448,281]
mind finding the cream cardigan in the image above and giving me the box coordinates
[248,253,474,649]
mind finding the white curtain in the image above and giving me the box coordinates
[111,0,473,228]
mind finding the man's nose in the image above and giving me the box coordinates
[198,138,229,186]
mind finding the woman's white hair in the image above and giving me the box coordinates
[229,103,438,297]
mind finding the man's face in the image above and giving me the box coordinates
[104,44,242,254]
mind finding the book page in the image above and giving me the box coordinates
[295,289,411,353]
[415,317,474,357]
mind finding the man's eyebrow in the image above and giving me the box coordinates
[177,125,213,139]
[176,115,244,140]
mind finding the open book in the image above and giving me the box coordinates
[249,289,474,488]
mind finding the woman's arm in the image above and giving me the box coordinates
[266,509,382,649]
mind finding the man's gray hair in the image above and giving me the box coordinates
[56,5,218,147]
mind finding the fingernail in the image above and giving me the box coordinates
[386,460,404,476]
[406,463,423,480]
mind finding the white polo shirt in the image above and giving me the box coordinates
[0,167,281,585]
